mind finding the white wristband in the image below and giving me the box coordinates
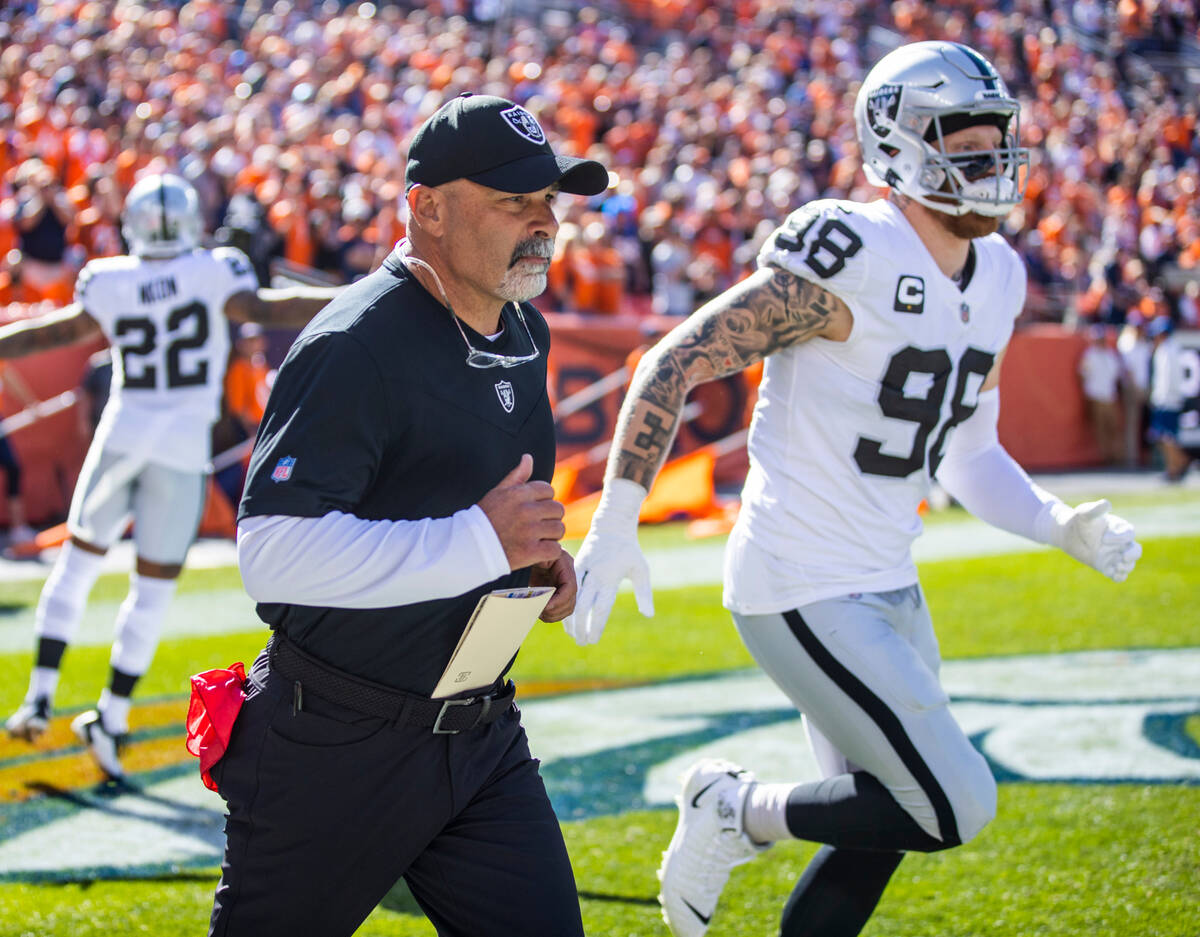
[590,477,649,530]
[1033,498,1073,547]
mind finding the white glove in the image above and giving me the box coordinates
[563,478,655,645]
[1035,498,1142,583]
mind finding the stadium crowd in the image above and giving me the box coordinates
[0,0,1198,331]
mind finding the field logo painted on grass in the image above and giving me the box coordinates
[0,648,1196,881]
[525,647,1200,819]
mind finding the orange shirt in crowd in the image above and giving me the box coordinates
[570,243,625,315]
[366,211,404,256]
[224,356,273,429]
[0,216,16,259]
[29,275,73,306]
[270,201,316,268]
[560,104,600,155]
[0,272,18,305]
[693,223,734,277]
[547,246,571,309]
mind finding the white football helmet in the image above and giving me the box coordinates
[854,41,1030,217]
[121,173,203,257]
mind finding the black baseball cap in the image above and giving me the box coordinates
[405,93,609,196]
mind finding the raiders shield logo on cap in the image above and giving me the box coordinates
[495,380,515,413]
[500,106,546,145]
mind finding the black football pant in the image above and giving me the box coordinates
[208,651,584,937]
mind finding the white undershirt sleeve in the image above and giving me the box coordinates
[237,507,512,609]
[934,389,1061,543]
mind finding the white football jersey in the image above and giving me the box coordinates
[725,198,1026,614]
[76,246,258,472]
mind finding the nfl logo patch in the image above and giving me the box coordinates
[271,456,296,482]
[960,302,971,323]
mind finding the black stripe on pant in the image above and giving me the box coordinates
[781,609,961,852]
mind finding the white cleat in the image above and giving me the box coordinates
[657,759,770,937]
[70,710,126,780]
[5,697,51,742]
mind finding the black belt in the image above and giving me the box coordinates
[268,633,515,735]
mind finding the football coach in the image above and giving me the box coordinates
[206,93,609,937]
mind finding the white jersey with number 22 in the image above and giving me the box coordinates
[724,198,1026,614]
[75,246,259,473]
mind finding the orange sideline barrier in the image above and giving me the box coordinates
[996,325,1098,470]
[2,316,1116,532]
[198,476,237,539]
[562,445,721,539]
[0,335,103,528]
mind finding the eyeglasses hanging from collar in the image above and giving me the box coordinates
[401,248,541,370]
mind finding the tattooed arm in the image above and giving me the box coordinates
[607,265,852,490]
[0,304,102,358]
[563,266,851,644]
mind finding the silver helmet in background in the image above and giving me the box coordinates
[121,173,204,258]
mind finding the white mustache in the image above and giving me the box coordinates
[509,238,554,267]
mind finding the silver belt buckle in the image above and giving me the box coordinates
[432,696,477,734]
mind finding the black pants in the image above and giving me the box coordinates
[208,651,584,937]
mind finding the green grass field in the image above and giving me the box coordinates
[0,514,1197,936]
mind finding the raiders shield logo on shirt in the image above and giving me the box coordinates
[495,380,515,413]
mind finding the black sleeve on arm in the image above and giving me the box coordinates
[238,330,390,520]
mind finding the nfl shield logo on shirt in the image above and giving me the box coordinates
[271,456,296,482]
[495,380,515,413]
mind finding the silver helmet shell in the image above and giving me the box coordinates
[854,41,1030,217]
[121,173,203,258]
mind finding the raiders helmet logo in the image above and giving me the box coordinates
[866,83,902,138]
[495,379,515,413]
[500,106,546,145]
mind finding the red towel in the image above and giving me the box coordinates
[185,662,247,792]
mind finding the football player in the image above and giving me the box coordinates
[2,173,340,779]
[565,41,1142,937]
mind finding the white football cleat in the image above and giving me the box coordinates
[71,710,126,780]
[5,696,51,742]
[658,759,770,937]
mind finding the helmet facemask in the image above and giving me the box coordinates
[914,105,1030,218]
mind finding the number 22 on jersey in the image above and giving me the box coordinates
[114,300,212,391]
